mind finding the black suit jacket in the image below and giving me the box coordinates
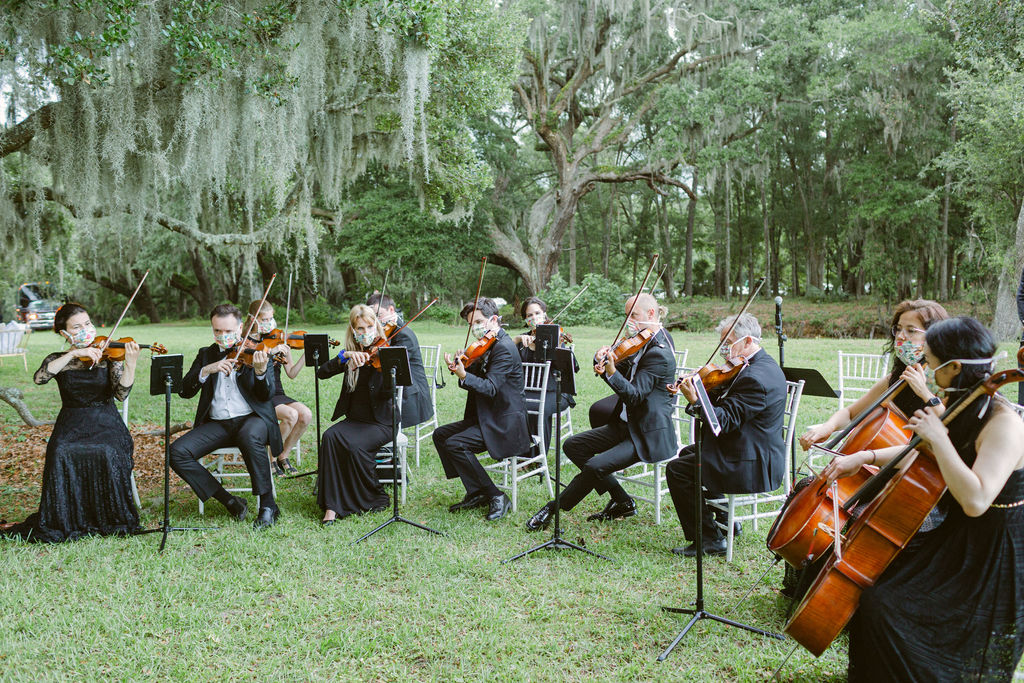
[689,348,787,494]
[179,343,285,457]
[459,329,531,460]
[603,328,677,464]
[317,355,394,425]
[390,322,434,428]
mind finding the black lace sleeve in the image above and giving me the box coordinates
[34,352,68,385]
[106,359,132,402]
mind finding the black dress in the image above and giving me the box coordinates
[2,354,140,542]
[848,405,1024,681]
[270,360,299,407]
[317,369,392,518]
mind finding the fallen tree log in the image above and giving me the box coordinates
[140,422,192,437]
[0,386,52,426]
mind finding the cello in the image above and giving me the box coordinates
[784,348,1024,657]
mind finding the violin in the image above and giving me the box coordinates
[260,329,340,351]
[449,330,497,373]
[594,327,655,373]
[234,338,286,368]
[92,336,168,361]
[667,354,749,395]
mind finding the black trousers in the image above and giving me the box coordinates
[559,420,639,511]
[433,419,500,498]
[665,445,724,543]
[170,414,272,501]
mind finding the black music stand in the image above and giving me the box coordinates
[291,333,330,481]
[782,366,839,476]
[137,354,216,552]
[658,377,783,660]
[504,325,610,564]
[355,345,444,543]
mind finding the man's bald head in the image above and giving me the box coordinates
[625,292,660,324]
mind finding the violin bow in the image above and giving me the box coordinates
[548,284,589,324]
[90,269,149,368]
[609,253,659,349]
[373,267,391,323]
[464,256,487,350]
[385,298,438,342]
[229,274,277,365]
[696,276,766,370]
[283,271,293,341]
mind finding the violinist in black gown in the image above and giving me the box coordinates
[366,293,433,430]
[512,296,578,452]
[665,313,787,557]
[315,304,395,524]
[526,293,676,530]
[1,303,141,542]
[434,297,530,522]
[824,317,1024,681]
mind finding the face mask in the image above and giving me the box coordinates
[471,321,490,340]
[379,310,398,327]
[626,319,641,337]
[66,324,96,349]
[355,329,378,347]
[526,315,541,330]
[215,330,240,350]
[924,356,998,397]
[895,338,925,367]
[257,318,276,335]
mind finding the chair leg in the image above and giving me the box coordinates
[400,446,408,505]
[510,459,518,512]
[654,463,662,526]
[726,496,737,563]
[130,471,141,509]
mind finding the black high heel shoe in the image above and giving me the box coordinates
[279,458,298,475]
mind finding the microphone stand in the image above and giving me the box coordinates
[775,296,786,369]
[504,340,610,563]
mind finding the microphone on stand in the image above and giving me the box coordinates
[774,296,786,368]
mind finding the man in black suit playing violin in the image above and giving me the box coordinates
[526,293,677,531]
[666,312,786,557]
[434,297,531,522]
[170,303,283,529]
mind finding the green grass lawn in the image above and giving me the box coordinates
[2,321,1021,681]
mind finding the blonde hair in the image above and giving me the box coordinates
[245,299,274,334]
[344,304,384,392]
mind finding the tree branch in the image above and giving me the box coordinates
[0,387,52,427]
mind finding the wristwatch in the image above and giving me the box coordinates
[926,396,942,407]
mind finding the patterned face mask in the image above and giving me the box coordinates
[355,329,378,347]
[895,338,925,367]
[257,318,276,335]
[215,330,240,350]
[66,324,96,349]
[626,319,641,337]
[471,321,490,340]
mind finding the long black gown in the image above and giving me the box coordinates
[317,369,392,518]
[2,354,140,543]
[848,404,1024,681]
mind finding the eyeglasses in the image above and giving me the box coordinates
[891,325,926,338]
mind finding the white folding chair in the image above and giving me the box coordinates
[481,361,554,511]
[838,351,890,409]
[120,394,142,509]
[408,344,442,467]
[376,387,408,504]
[0,326,29,371]
[706,379,805,562]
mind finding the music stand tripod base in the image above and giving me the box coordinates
[657,379,783,660]
[355,347,444,543]
[503,359,612,564]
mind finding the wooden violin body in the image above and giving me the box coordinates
[92,336,167,361]
[449,331,497,373]
[595,328,654,374]
[261,329,340,350]
[766,402,910,567]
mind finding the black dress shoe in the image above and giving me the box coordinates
[671,544,695,556]
[526,502,555,531]
[485,494,512,521]
[680,537,728,558]
[225,495,248,521]
[253,506,280,530]
[586,498,637,522]
[448,492,489,512]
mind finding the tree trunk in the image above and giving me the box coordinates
[601,185,617,278]
[568,215,577,287]
[684,169,697,297]
[992,199,1024,340]
[724,171,732,298]
[0,386,52,426]
[79,268,161,323]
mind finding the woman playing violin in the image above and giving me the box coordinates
[315,305,396,524]
[513,296,579,452]
[245,300,310,476]
[2,303,141,542]
[800,299,949,477]
[836,317,1024,681]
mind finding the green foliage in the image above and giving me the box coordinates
[539,273,623,327]
[303,296,345,326]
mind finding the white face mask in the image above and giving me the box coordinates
[471,321,490,340]
[626,319,641,337]
[924,355,999,397]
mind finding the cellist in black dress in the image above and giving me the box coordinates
[315,304,396,524]
[1,303,141,542]
[824,317,1024,681]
